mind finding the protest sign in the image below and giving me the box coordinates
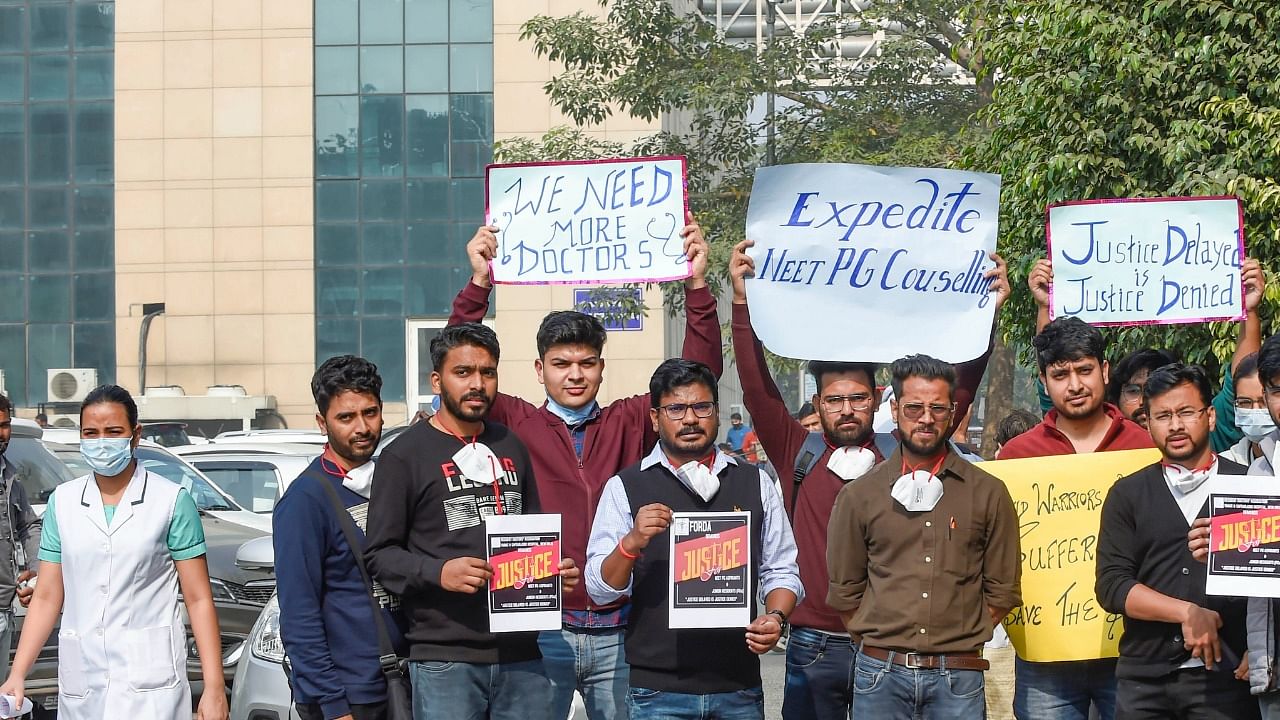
[1047,196,1245,326]
[1206,475,1280,598]
[485,156,690,285]
[485,514,562,632]
[981,448,1161,662]
[669,511,751,629]
[743,163,1001,363]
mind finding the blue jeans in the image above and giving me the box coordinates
[852,649,986,719]
[538,627,628,720]
[781,628,855,720]
[626,686,764,720]
[1013,657,1116,720]
[410,658,552,720]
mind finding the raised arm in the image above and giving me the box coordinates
[1029,257,1053,335]
[951,252,1011,435]
[679,213,724,378]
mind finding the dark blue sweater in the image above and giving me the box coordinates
[274,459,405,719]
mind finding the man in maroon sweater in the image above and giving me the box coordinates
[448,215,720,720]
[727,239,1010,720]
[997,316,1154,720]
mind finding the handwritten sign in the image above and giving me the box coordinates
[485,156,690,285]
[744,163,1001,363]
[1207,475,1280,598]
[485,514,562,632]
[1047,196,1245,326]
[669,511,751,628]
[981,448,1161,662]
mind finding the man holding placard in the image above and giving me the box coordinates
[997,316,1154,720]
[364,323,581,720]
[726,238,1011,720]
[450,214,719,720]
[827,355,1022,719]
[584,359,802,720]
[1095,363,1256,718]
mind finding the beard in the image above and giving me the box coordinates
[820,412,872,447]
[900,426,947,458]
[1056,392,1103,420]
[441,388,494,423]
[330,431,378,466]
[1161,433,1207,464]
[659,425,715,461]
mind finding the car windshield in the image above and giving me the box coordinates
[134,446,243,512]
[3,437,75,504]
[142,425,191,447]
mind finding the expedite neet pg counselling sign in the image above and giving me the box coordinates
[485,156,690,285]
[744,163,1001,364]
[1047,196,1245,326]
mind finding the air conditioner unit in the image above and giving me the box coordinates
[47,368,98,403]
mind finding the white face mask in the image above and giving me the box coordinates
[676,461,720,502]
[452,442,501,483]
[891,471,945,512]
[1236,408,1276,443]
[343,462,375,498]
[1163,463,1214,494]
[826,446,877,482]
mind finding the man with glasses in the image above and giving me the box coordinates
[726,239,1010,720]
[585,359,802,719]
[1096,363,1257,719]
[827,354,1021,719]
[997,316,1154,720]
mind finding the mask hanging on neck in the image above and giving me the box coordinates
[891,470,944,512]
[676,461,720,502]
[826,446,877,482]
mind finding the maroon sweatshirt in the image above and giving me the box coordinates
[448,281,723,612]
[995,403,1154,459]
[730,302,990,633]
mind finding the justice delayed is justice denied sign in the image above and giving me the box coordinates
[981,448,1161,662]
[1206,475,1280,599]
[669,512,752,629]
[485,156,691,285]
[1047,196,1246,327]
[485,514,562,633]
[744,163,1002,364]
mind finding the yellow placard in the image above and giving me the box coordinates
[980,448,1161,662]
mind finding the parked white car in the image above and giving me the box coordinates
[173,443,321,513]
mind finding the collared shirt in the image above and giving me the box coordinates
[585,445,804,606]
[826,448,1022,654]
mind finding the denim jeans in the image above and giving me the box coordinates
[626,686,763,720]
[538,627,628,720]
[781,627,855,720]
[410,658,552,720]
[1013,657,1116,720]
[852,648,986,720]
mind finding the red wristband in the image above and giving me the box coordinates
[617,539,639,559]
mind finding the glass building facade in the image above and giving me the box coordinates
[313,0,494,401]
[0,0,115,406]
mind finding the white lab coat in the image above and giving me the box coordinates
[51,467,191,719]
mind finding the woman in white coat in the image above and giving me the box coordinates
[0,385,229,720]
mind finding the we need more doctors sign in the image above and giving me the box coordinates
[1047,196,1245,326]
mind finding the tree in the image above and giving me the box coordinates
[966,0,1280,371]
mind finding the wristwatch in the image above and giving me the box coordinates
[766,609,789,632]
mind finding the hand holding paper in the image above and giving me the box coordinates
[682,212,708,289]
[559,557,580,593]
[441,557,493,594]
[467,225,500,288]
[1188,517,1211,563]
[729,239,755,305]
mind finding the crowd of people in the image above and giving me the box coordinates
[0,215,1275,720]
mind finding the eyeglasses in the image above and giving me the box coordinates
[899,402,955,420]
[656,401,717,421]
[1149,407,1208,425]
[1235,397,1268,410]
[821,393,874,413]
[1120,383,1143,399]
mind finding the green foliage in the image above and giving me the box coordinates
[966,0,1280,371]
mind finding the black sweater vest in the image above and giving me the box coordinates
[619,459,765,694]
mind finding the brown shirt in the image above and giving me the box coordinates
[826,448,1021,654]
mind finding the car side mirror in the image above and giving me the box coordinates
[235,536,275,571]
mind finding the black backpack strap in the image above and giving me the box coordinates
[314,474,403,677]
[790,431,828,516]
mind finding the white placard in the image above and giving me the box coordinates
[485,156,690,285]
[485,513,562,632]
[669,511,752,629]
[744,163,1001,363]
[1047,196,1245,326]
[1206,476,1280,598]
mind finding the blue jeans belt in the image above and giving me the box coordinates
[861,645,989,671]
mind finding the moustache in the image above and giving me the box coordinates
[677,428,705,437]
[462,392,489,402]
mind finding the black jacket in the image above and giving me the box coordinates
[1095,458,1248,680]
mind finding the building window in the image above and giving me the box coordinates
[0,0,116,407]
[314,0,492,402]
